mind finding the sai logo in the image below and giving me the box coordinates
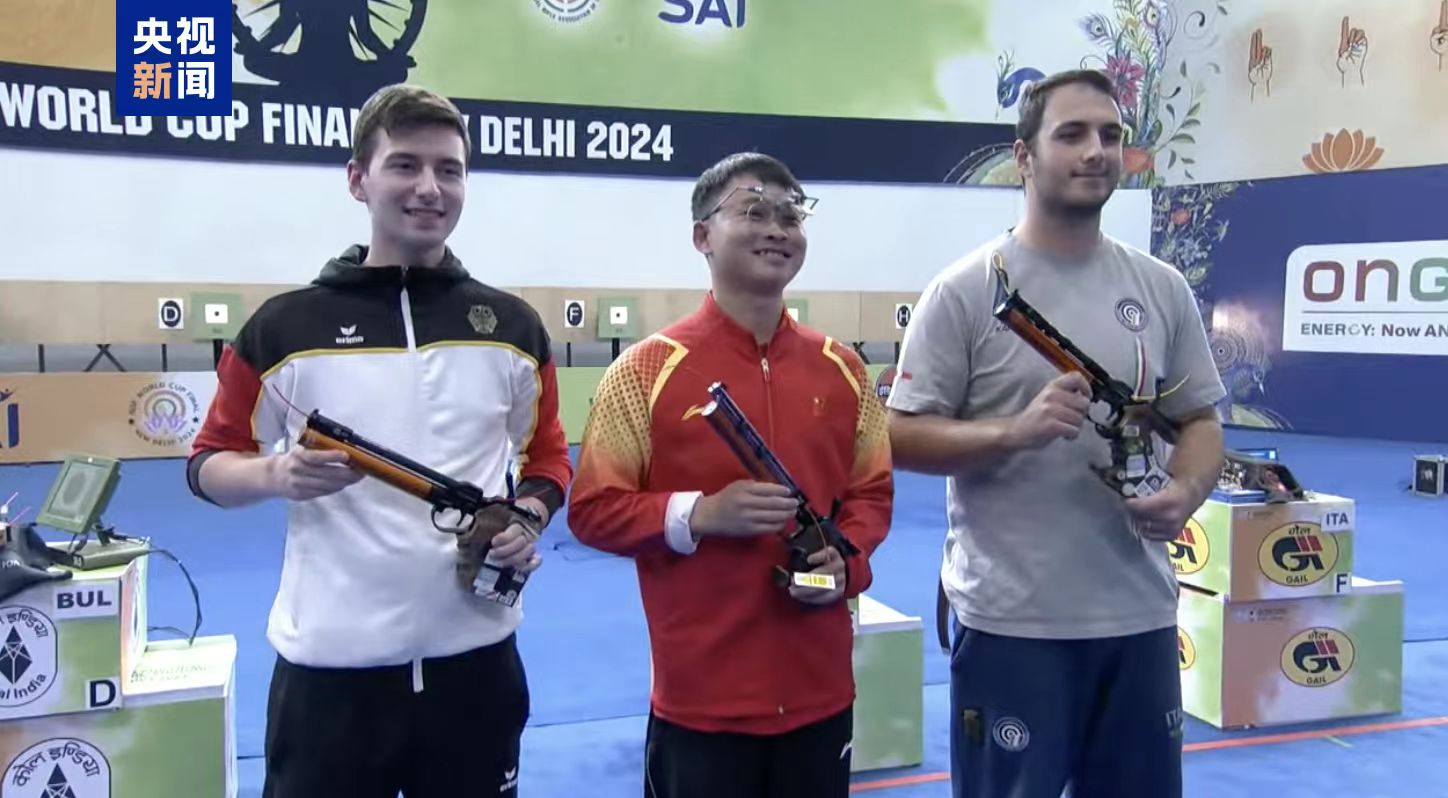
[1177,627,1196,670]
[534,0,600,23]
[1168,518,1209,575]
[0,606,58,708]
[0,388,18,449]
[1258,522,1339,587]
[127,381,202,448]
[3,738,111,797]
[1281,627,1355,687]
[659,0,747,27]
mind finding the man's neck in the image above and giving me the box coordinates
[712,287,784,346]
[362,242,446,268]
[1014,204,1104,261]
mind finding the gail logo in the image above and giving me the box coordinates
[4,738,110,797]
[0,606,58,708]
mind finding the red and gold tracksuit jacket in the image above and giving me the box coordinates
[568,293,893,734]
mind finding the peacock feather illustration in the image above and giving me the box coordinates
[995,50,1044,119]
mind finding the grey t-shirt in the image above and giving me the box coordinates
[888,231,1227,640]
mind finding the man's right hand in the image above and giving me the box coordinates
[268,447,364,501]
[689,480,797,539]
[1009,371,1093,449]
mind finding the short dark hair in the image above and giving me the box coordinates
[1015,69,1118,148]
[352,83,471,168]
[691,152,804,221]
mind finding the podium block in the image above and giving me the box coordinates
[1170,493,1354,602]
[850,594,923,772]
[0,635,238,798]
[0,557,146,722]
[1177,577,1403,729]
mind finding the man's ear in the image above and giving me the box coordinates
[692,220,711,257]
[346,159,368,202]
[1012,139,1032,183]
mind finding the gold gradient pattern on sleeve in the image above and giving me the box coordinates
[837,341,891,478]
[579,337,682,478]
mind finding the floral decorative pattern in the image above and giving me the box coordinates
[1302,128,1385,173]
[1150,181,1286,428]
[1151,181,1243,312]
[953,0,1228,188]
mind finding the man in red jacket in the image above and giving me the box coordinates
[569,152,894,798]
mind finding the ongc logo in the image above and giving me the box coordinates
[1281,628,1355,687]
[1300,256,1448,304]
[1257,522,1339,587]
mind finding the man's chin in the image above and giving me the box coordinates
[1054,193,1112,219]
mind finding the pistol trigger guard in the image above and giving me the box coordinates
[431,506,467,536]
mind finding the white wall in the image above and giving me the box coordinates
[0,148,1152,291]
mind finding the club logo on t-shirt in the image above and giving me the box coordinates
[1115,298,1148,331]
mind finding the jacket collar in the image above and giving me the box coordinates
[313,245,471,288]
[698,291,797,355]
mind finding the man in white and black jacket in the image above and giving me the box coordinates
[187,83,572,798]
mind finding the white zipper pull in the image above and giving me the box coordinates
[761,357,771,381]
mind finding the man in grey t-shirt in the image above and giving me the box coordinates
[887,70,1226,798]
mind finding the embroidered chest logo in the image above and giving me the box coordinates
[681,404,708,421]
[335,325,364,345]
[1114,298,1147,332]
[469,304,498,335]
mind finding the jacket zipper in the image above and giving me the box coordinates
[760,343,784,719]
[398,267,426,693]
[760,347,775,441]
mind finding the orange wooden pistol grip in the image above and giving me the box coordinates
[298,429,433,499]
[1003,310,1092,379]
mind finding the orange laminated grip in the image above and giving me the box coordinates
[298,429,433,498]
[1002,309,1091,379]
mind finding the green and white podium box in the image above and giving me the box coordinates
[0,635,238,798]
[1177,577,1403,729]
[850,594,923,773]
[1170,493,1355,602]
[0,557,147,722]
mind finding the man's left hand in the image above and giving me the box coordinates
[456,498,547,590]
[788,545,847,606]
[1124,480,1198,542]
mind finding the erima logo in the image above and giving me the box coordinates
[336,325,365,345]
[500,766,519,792]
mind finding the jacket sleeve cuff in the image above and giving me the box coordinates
[843,549,872,599]
[664,491,703,555]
